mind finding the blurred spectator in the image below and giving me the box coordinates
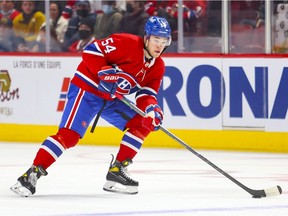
[62,0,102,20]
[145,1,174,19]
[230,1,265,53]
[13,36,29,52]
[144,0,207,34]
[32,25,63,53]
[240,1,265,28]
[167,1,207,19]
[0,0,20,21]
[206,1,221,36]
[62,0,76,20]
[167,0,207,34]
[62,0,77,19]
[144,1,176,33]
[94,0,123,39]
[231,1,263,25]
[68,17,95,52]
[144,0,156,16]
[0,17,15,51]
[12,0,45,42]
[41,1,68,43]
[120,0,149,36]
[116,0,126,12]
[63,0,96,50]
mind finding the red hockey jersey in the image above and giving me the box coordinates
[71,33,165,111]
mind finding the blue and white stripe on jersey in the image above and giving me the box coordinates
[121,131,143,153]
[75,71,99,89]
[40,137,65,160]
[135,87,157,100]
[83,42,104,57]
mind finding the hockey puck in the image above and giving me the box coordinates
[252,195,262,198]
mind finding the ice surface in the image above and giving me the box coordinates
[0,142,287,216]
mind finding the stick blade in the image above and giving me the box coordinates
[264,185,282,197]
[252,185,282,198]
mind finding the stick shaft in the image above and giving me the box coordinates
[116,94,266,196]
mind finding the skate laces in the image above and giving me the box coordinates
[119,165,132,181]
[109,155,134,182]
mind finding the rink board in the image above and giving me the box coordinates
[1,124,288,153]
[1,54,288,153]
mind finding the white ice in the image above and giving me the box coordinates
[0,142,287,216]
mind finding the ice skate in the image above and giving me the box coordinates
[103,155,138,195]
[10,165,47,197]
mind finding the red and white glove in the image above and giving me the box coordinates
[142,104,163,131]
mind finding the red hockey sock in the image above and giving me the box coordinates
[33,148,56,170]
[33,129,80,170]
[33,134,66,170]
[116,144,137,162]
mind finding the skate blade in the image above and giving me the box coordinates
[103,181,138,195]
[10,181,32,197]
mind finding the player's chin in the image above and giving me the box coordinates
[152,51,161,58]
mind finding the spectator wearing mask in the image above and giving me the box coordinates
[94,0,123,39]
[68,17,94,52]
[0,0,20,21]
[63,0,96,50]
[12,0,45,42]
[120,0,149,36]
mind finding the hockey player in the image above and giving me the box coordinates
[10,16,171,196]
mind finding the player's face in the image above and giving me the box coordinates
[145,35,168,58]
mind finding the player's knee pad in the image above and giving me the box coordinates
[125,114,151,140]
[53,128,80,149]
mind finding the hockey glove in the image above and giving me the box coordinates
[142,104,163,131]
[97,66,119,98]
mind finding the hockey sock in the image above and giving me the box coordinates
[33,136,66,170]
[116,131,144,162]
[33,128,80,169]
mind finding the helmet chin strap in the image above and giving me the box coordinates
[144,37,153,60]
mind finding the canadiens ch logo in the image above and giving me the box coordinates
[116,72,138,94]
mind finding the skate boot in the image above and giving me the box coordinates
[103,155,139,195]
[10,165,47,197]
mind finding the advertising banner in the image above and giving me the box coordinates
[1,55,288,152]
[1,56,288,132]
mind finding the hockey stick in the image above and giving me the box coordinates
[115,94,282,198]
